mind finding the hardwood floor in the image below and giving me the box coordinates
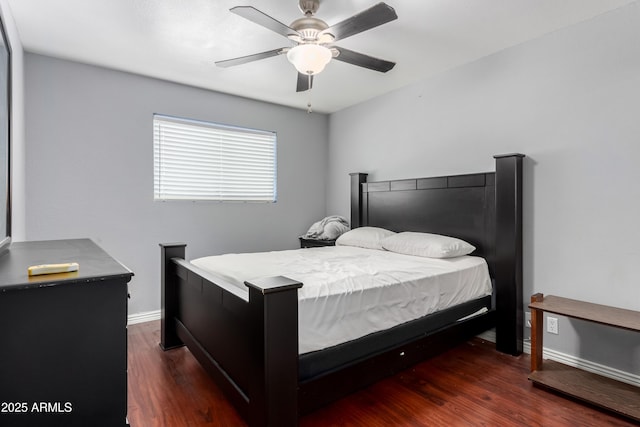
[127,321,635,426]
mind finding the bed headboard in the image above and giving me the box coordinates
[350,154,524,355]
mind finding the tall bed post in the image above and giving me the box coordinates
[494,153,524,355]
[159,242,186,350]
[350,173,368,228]
[246,276,303,427]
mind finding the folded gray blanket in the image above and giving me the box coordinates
[302,215,350,240]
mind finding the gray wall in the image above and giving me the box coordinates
[24,53,328,315]
[327,3,640,374]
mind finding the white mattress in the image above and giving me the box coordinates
[191,246,492,354]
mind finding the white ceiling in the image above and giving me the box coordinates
[6,0,636,113]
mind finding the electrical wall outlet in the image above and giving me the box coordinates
[547,316,559,334]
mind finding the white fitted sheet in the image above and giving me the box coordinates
[191,246,492,354]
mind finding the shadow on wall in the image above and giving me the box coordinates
[574,318,640,377]
[522,155,537,319]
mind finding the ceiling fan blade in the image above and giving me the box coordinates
[322,2,397,42]
[333,46,395,73]
[215,48,285,68]
[296,73,314,92]
[231,6,299,39]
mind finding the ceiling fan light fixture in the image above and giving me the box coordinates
[286,44,332,75]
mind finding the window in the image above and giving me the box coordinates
[153,114,277,202]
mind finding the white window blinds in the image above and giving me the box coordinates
[153,114,277,202]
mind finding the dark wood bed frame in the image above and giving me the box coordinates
[160,153,524,427]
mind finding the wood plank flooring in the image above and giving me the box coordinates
[127,321,636,426]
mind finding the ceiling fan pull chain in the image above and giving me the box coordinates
[307,74,313,113]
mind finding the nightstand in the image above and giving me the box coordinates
[299,237,336,248]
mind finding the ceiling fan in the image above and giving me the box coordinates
[215,0,398,93]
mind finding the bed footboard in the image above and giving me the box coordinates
[160,243,186,351]
[160,243,302,427]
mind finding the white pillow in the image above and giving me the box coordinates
[335,227,396,250]
[381,232,475,258]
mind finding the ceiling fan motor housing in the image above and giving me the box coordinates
[290,16,330,42]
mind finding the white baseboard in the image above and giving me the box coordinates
[477,329,496,343]
[523,340,640,388]
[127,309,161,325]
[478,329,639,387]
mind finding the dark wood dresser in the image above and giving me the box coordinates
[0,239,133,427]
